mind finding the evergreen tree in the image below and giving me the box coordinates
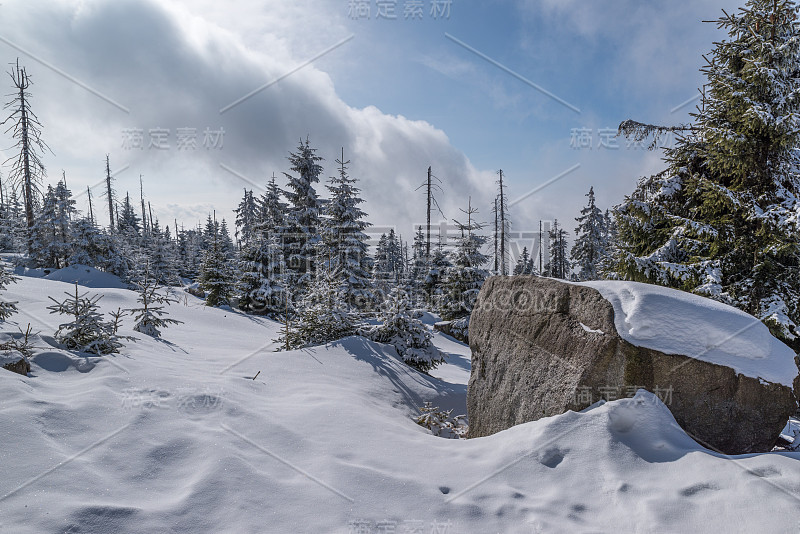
[423,239,451,308]
[612,0,800,344]
[198,229,236,307]
[373,233,389,285]
[202,214,217,249]
[234,188,258,249]
[279,272,355,349]
[177,226,204,279]
[30,185,60,268]
[320,149,374,311]
[117,193,141,236]
[69,216,105,267]
[282,138,323,292]
[236,175,291,315]
[570,186,607,281]
[218,219,235,259]
[31,179,74,269]
[146,219,180,286]
[3,188,26,254]
[258,175,288,236]
[361,287,445,373]
[408,226,428,293]
[47,284,122,354]
[513,247,536,275]
[0,263,18,320]
[52,177,75,266]
[439,199,489,320]
[0,173,12,252]
[545,219,570,279]
[127,270,183,338]
[237,231,289,316]
[372,229,403,293]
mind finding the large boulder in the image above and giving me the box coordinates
[467,276,799,454]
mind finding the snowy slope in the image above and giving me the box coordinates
[583,280,799,387]
[1,275,799,533]
[43,264,129,289]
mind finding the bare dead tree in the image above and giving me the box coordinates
[1,59,51,251]
[492,196,499,274]
[87,185,94,226]
[453,196,484,239]
[140,174,148,236]
[415,166,445,259]
[104,154,115,232]
[538,220,543,274]
[497,169,509,275]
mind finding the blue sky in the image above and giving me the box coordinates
[0,0,740,250]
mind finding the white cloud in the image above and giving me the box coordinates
[0,0,492,244]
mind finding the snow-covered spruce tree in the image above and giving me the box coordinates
[258,175,288,235]
[218,219,235,259]
[30,184,59,268]
[68,216,104,266]
[47,284,122,354]
[237,231,290,316]
[570,186,607,281]
[423,240,451,309]
[362,287,445,373]
[200,215,234,259]
[146,220,180,286]
[237,176,291,315]
[278,271,355,349]
[0,262,18,321]
[107,192,143,281]
[439,199,489,321]
[2,188,27,254]
[234,188,258,250]
[117,192,142,236]
[177,226,204,279]
[545,219,570,279]
[0,175,14,252]
[202,214,217,250]
[372,229,404,296]
[408,226,428,288]
[372,233,390,291]
[282,138,324,294]
[127,272,183,338]
[612,0,800,345]
[320,149,375,312]
[54,177,75,249]
[598,208,620,276]
[31,177,75,269]
[513,246,536,275]
[198,229,236,307]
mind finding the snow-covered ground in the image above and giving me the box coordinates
[2,273,800,533]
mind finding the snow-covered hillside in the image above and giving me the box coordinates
[2,274,800,533]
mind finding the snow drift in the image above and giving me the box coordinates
[1,275,799,532]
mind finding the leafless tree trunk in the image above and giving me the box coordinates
[2,59,50,253]
[104,155,115,232]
